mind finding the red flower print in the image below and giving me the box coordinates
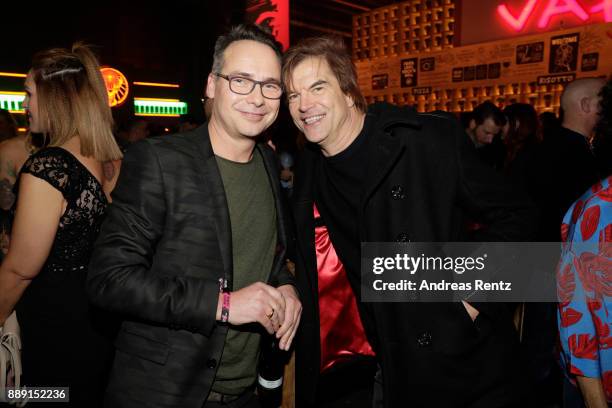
[568,333,599,360]
[575,253,612,296]
[557,263,576,306]
[561,223,570,242]
[592,181,603,194]
[581,205,601,240]
[599,225,612,258]
[572,200,585,224]
[587,299,612,350]
[560,307,583,328]
[596,186,612,202]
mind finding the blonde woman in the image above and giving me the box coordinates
[0,43,122,406]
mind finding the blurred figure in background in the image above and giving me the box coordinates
[0,110,30,258]
[504,103,562,406]
[178,113,202,132]
[125,118,150,143]
[0,43,122,406]
[466,101,506,170]
[278,150,294,198]
[539,78,604,241]
[0,109,18,142]
[592,78,612,178]
[538,111,560,144]
[466,101,506,148]
[503,103,542,196]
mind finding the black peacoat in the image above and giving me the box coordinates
[292,103,537,408]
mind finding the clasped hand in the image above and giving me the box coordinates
[228,282,301,350]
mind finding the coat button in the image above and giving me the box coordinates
[416,332,432,347]
[391,185,405,200]
[206,358,217,369]
[395,233,410,242]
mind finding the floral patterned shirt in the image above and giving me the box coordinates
[557,175,612,402]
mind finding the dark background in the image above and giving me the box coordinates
[1,0,393,126]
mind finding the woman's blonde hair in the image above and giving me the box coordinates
[31,42,122,161]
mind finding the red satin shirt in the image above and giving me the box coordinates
[314,204,375,372]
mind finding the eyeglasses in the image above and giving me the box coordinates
[215,73,283,100]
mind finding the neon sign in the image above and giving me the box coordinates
[100,67,129,107]
[134,98,188,117]
[497,0,612,32]
[0,91,25,114]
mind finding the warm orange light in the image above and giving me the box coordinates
[135,113,180,117]
[100,67,129,107]
[133,81,180,88]
[0,72,27,78]
[17,127,27,132]
[134,97,180,102]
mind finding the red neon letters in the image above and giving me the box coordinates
[497,0,612,31]
[497,0,538,30]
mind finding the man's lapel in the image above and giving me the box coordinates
[189,125,233,287]
[258,144,288,272]
[362,129,404,208]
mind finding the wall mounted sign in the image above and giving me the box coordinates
[100,67,129,107]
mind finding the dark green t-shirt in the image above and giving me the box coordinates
[212,148,277,395]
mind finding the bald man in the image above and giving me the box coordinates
[561,77,605,140]
[543,77,604,238]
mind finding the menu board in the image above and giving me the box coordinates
[355,22,612,97]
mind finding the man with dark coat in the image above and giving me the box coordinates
[543,77,604,239]
[282,36,536,408]
[87,25,301,408]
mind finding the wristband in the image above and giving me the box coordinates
[221,291,230,323]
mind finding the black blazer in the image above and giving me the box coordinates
[87,125,294,408]
[292,103,537,408]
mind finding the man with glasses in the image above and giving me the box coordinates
[88,24,301,408]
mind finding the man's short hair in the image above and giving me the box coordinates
[282,36,367,114]
[212,24,282,74]
[471,101,506,127]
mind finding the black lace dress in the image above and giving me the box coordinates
[11,147,114,406]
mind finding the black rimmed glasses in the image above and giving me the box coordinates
[215,73,283,100]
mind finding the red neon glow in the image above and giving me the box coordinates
[590,0,612,21]
[537,0,590,28]
[245,0,289,50]
[497,0,538,30]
